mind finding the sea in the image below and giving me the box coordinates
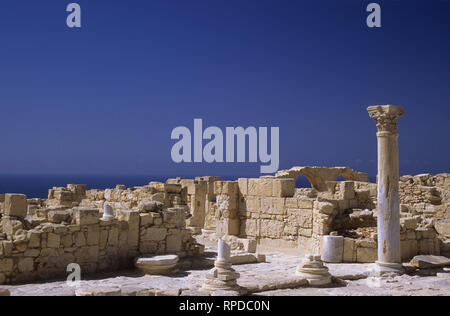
[0,174,315,199]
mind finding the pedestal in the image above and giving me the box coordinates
[296,254,332,287]
[202,239,242,293]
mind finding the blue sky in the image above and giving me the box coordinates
[0,0,448,178]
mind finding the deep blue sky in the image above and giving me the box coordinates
[0,0,449,178]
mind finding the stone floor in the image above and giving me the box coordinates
[2,250,450,296]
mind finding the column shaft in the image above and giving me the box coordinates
[377,131,401,263]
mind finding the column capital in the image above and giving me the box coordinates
[367,105,404,133]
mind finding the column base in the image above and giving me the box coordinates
[369,261,405,277]
[201,260,244,294]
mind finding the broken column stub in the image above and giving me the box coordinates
[202,239,242,293]
[322,234,344,263]
[368,105,405,276]
[296,254,332,287]
[102,204,115,221]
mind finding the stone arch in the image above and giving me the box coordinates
[276,166,369,192]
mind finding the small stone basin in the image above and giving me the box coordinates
[135,255,179,275]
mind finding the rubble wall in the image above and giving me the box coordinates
[0,182,202,285]
[399,173,450,257]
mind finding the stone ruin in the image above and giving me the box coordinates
[0,105,449,290]
[1,166,448,285]
[0,183,204,285]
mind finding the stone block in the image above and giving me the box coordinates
[61,234,73,248]
[73,207,100,226]
[48,210,71,224]
[1,218,23,235]
[260,197,272,214]
[47,233,61,248]
[18,257,34,273]
[260,219,284,238]
[419,239,440,255]
[164,183,182,194]
[259,178,273,197]
[356,247,377,263]
[166,234,182,253]
[287,208,313,229]
[285,198,298,208]
[240,219,259,237]
[271,198,285,215]
[138,200,160,212]
[435,219,450,238]
[410,255,450,269]
[343,238,356,263]
[87,225,100,246]
[241,238,257,253]
[163,207,185,228]
[141,228,167,241]
[118,210,140,248]
[246,197,260,213]
[139,241,158,254]
[75,231,87,247]
[75,246,99,264]
[297,199,314,209]
[401,217,419,230]
[216,218,240,236]
[298,228,312,237]
[222,181,238,195]
[272,179,295,197]
[237,178,248,195]
[108,226,119,246]
[0,259,13,273]
[317,202,335,215]
[339,181,355,200]
[401,240,418,261]
[4,194,27,218]
[1,242,12,257]
[140,213,154,227]
[247,179,260,196]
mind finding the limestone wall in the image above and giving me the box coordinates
[1,168,449,284]
[208,176,378,260]
[207,168,450,263]
[399,173,450,257]
[0,182,202,285]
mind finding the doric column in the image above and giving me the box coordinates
[367,105,405,276]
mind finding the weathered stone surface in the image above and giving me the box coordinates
[435,220,450,238]
[142,228,167,241]
[135,255,179,275]
[356,247,377,263]
[410,255,450,269]
[4,194,27,218]
[72,207,100,226]
[343,238,356,263]
[229,253,258,265]
[272,179,295,197]
[48,210,71,224]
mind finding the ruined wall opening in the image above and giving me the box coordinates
[295,175,312,188]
